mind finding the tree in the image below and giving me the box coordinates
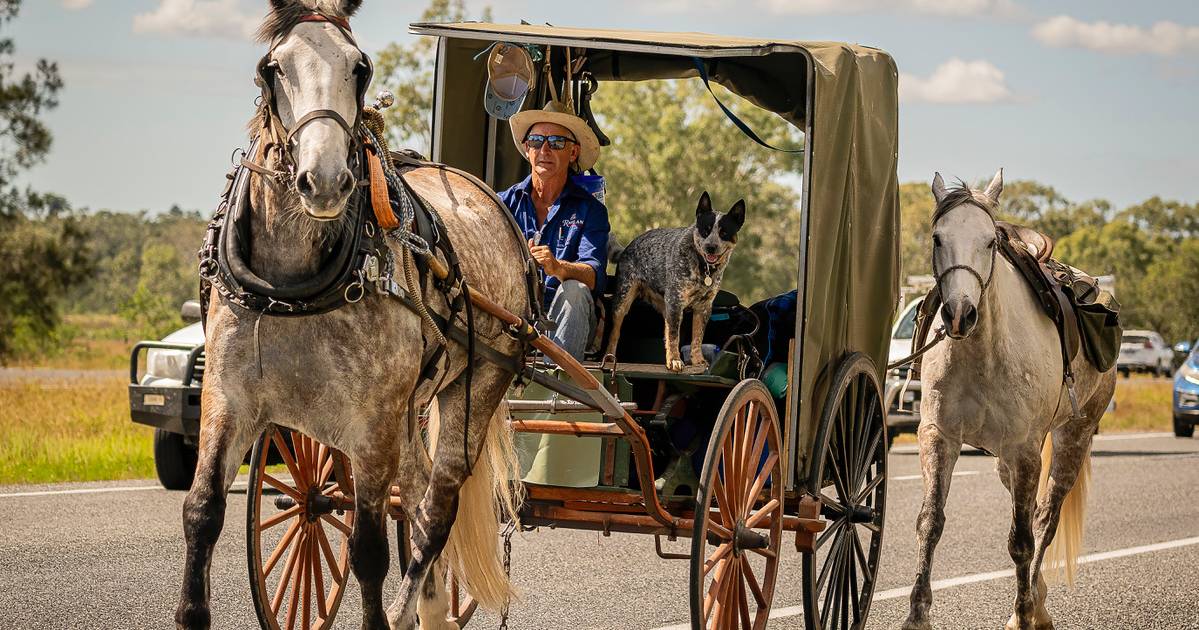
[119,244,190,339]
[373,0,491,154]
[0,0,89,362]
[592,79,804,304]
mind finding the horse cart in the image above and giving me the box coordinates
[243,23,899,630]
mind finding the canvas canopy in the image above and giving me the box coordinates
[409,22,900,486]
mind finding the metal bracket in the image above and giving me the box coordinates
[654,534,690,560]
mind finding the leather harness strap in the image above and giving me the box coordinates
[364,139,399,229]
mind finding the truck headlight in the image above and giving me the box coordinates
[146,348,190,382]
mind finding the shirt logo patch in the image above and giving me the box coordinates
[560,217,584,230]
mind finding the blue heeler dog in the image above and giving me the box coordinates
[605,191,746,371]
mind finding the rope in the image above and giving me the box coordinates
[402,247,447,349]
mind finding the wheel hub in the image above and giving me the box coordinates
[732,520,769,553]
[848,504,875,524]
[304,485,336,522]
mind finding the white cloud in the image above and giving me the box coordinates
[1032,15,1199,57]
[62,0,94,9]
[899,58,1013,104]
[759,0,1022,18]
[132,0,261,40]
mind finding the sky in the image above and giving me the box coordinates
[8,0,1199,214]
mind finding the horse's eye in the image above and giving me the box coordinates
[932,234,941,247]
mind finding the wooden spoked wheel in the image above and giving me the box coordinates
[247,426,354,630]
[690,379,785,630]
[802,353,887,630]
[396,517,479,627]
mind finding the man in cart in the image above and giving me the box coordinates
[499,100,609,361]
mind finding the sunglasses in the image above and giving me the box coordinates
[524,134,577,151]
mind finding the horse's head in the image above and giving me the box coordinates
[255,0,370,220]
[930,169,1003,339]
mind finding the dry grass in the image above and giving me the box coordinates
[892,373,1175,445]
[1102,372,1174,433]
[0,375,155,484]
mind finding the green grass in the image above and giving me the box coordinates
[0,376,156,484]
[10,313,139,371]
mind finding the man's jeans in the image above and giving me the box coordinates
[546,279,595,362]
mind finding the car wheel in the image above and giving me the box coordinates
[154,428,198,490]
[1175,416,1195,439]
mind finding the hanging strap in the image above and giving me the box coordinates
[691,57,804,154]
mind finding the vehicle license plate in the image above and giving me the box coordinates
[143,394,166,406]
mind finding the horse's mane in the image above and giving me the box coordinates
[932,180,997,223]
[256,0,362,43]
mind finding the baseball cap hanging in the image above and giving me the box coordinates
[484,43,535,120]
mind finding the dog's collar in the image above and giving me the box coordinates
[702,258,718,287]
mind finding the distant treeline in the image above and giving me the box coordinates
[67,206,206,335]
[900,181,1199,343]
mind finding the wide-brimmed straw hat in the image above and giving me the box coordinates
[509,100,601,171]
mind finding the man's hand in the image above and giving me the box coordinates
[528,238,561,277]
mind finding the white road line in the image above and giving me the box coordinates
[891,432,1176,455]
[651,535,1199,630]
[1092,431,1174,441]
[0,481,250,499]
[891,470,979,482]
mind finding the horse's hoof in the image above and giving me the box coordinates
[667,359,684,372]
[900,618,932,630]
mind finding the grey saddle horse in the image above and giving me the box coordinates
[901,170,1116,630]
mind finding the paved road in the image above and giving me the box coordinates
[2,432,1197,629]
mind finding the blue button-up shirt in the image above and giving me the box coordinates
[499,175,610,309]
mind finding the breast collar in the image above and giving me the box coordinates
[199,137,388,318]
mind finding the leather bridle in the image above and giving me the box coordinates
[244,12,373,186]
[931,200,999,301]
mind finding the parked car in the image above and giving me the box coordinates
[1173,339,1199,438]
[129,301,205,489]
[884,296,924,447]
[1171,339,1194,372]
[1117,330,1174,378]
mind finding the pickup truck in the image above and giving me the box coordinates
[128,301,204,489]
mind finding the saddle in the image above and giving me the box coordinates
[995,222,1122,374]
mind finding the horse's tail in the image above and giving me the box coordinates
[440,400,525,612]
[1037,434,1090,585]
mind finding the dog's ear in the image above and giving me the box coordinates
[696,191,713,216]
[725,199,746,232]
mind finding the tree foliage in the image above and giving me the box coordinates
[591,79,804,303]
[373,0,491,154]
[0,0,88,363]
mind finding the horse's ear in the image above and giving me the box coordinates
[984,168,1003,204]
[931,172,947,204]
[696,191,713,216]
